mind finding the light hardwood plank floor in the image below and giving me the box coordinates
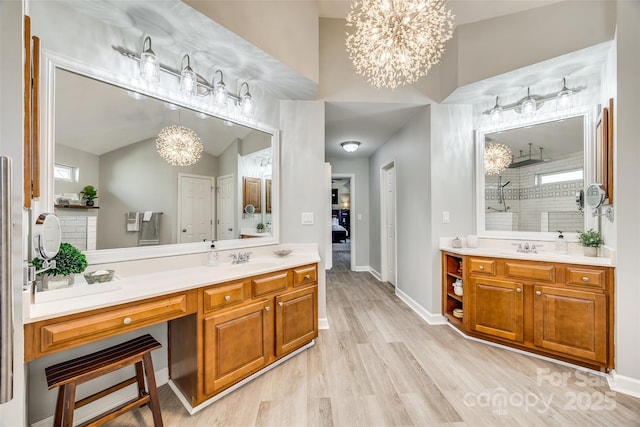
[108,270,640,426]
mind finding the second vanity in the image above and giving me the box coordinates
[23,245,320,413]
[441,239,615,371]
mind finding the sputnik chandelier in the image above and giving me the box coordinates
[156,125,203,166]
[346,0,455,89]
[484,142,512,175]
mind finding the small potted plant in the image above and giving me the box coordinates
[31,243,88,289]
[80,185,98,206]
[577,228,603,257]
[257,223,265,233]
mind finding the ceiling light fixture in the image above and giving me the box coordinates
[139,36,160,83]
[341,141,361,153]
[156,125,203,166]
[483,79,583,119]
[179,54,197,96]
[345,0,455,89]
[484,142,512,175]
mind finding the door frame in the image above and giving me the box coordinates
[177,173,215,243]
[380,160,397,284]
[216,173,235,240]
[331,172,356,271]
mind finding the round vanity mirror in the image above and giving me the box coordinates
[34,213,62,260]
[244,204,255,214]
[585,183,606,209]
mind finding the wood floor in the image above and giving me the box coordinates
[108,270,640,426]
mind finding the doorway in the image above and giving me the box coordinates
[216,174,235,240]
[380,161,397,285]
[331,174,355,271]
[178,174,215,243]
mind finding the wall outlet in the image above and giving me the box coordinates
[442,211,450,223]
[301,212,314,225]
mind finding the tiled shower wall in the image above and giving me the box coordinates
[59,216,97,251]
[485,151,584,232]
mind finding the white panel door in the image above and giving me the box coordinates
[385,166,396,285]
[179,175,214,243]
[217,174,235,240]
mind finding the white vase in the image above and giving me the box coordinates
[583,247,598,257]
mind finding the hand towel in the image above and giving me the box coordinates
[143,211,153,222]
[126,212,140,232]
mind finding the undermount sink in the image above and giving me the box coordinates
[226,261,281,270]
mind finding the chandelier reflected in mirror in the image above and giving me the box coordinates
[484,142,512,175]
[156,125,203,166]
[346,0,454,89]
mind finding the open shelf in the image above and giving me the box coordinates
[55,205,100,209]
[442,252,464,329]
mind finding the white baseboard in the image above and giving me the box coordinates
[354,265,370,273]
[608,370,640,398]
[368,267,382,281]
[318,317,330,330]
[32,368,169,427]
[394,288,448,325]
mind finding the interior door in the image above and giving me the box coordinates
[385,166,396,285]
[217,174,235,240]
[178,174,214,243]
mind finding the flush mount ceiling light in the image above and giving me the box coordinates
[484,142,512,175]
[139,36,160,83]
[156,125,203,166]
[345,0,455,89]
[179,54,197,96]
[341,141,361,153]
[483,78,582,119]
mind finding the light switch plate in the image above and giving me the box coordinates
[442,211,450,223]
[301,212,314,225]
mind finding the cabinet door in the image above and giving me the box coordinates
[533,286,607,363]
[203,300,271,395]
[243,176,262,213]
[275,285,318,357]
[469,277,524,342]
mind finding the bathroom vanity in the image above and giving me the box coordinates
[441,244,614,371]
[24,249,319,412]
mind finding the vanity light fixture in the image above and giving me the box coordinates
[556,77,573,111]
[341,141,361,153]
[213,70,228,107]
[484,142,512,175]
[139,36,160,83]
[156,125,203,166]
[238,82,254,116]
[126,91,146,100]
[179,54,197,96]
[519,88,538,117]
[489,96,503,123]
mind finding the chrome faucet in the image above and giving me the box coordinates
[514,242,542,254]
[230,251,252,264]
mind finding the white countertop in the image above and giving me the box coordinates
[25,244,320,324]
[439,237,615,267]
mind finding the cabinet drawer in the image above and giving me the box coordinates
[36,292,195,358]
[293,265,317,287]
[252,271,289,298]
[505,262,555,282]
[469,258,496,275]
[203,281,246,313]
[566,267,606,289]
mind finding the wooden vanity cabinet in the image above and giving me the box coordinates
[443,253,614,370]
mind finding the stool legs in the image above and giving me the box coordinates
[53,382,77,427]
[134,361,146,400]
[142,353,163,427]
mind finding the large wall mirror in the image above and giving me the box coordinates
[476,108,597,239]
[39,53,279,263]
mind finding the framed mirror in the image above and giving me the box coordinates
[475,107,597,239]
[38,51,279,263]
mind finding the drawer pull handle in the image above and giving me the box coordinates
[224,295,231,301]
[278,301,284,307]
[516,287,522,293]
[582,277,590,282]
[123,317,132,325]
[535,291,542,296]
[479,265,484,270]
[304,274,311,280]
[265,306,270,312]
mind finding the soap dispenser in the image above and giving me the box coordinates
[555,231,568,254]
[207,240,219,267]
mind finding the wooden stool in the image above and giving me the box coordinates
[45,334,163,427]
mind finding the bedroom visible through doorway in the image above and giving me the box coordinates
[331,175,353,271]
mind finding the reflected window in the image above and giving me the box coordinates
[535,169,583,186]
[53,163,78,182]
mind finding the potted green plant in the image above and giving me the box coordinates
[257,223,265,233]
[577,228,603,257]
[31,243,88,289]
[80,185,98,206]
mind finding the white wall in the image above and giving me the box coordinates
[326,157,370,269]
[0,1,26,425]
[54,144,99,196]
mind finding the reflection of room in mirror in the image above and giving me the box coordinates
[484,116,585,233]
[239,146,273,238]
[53,68,275,250]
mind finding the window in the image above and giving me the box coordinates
[54,164,78,182]
[535,169,583,186]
